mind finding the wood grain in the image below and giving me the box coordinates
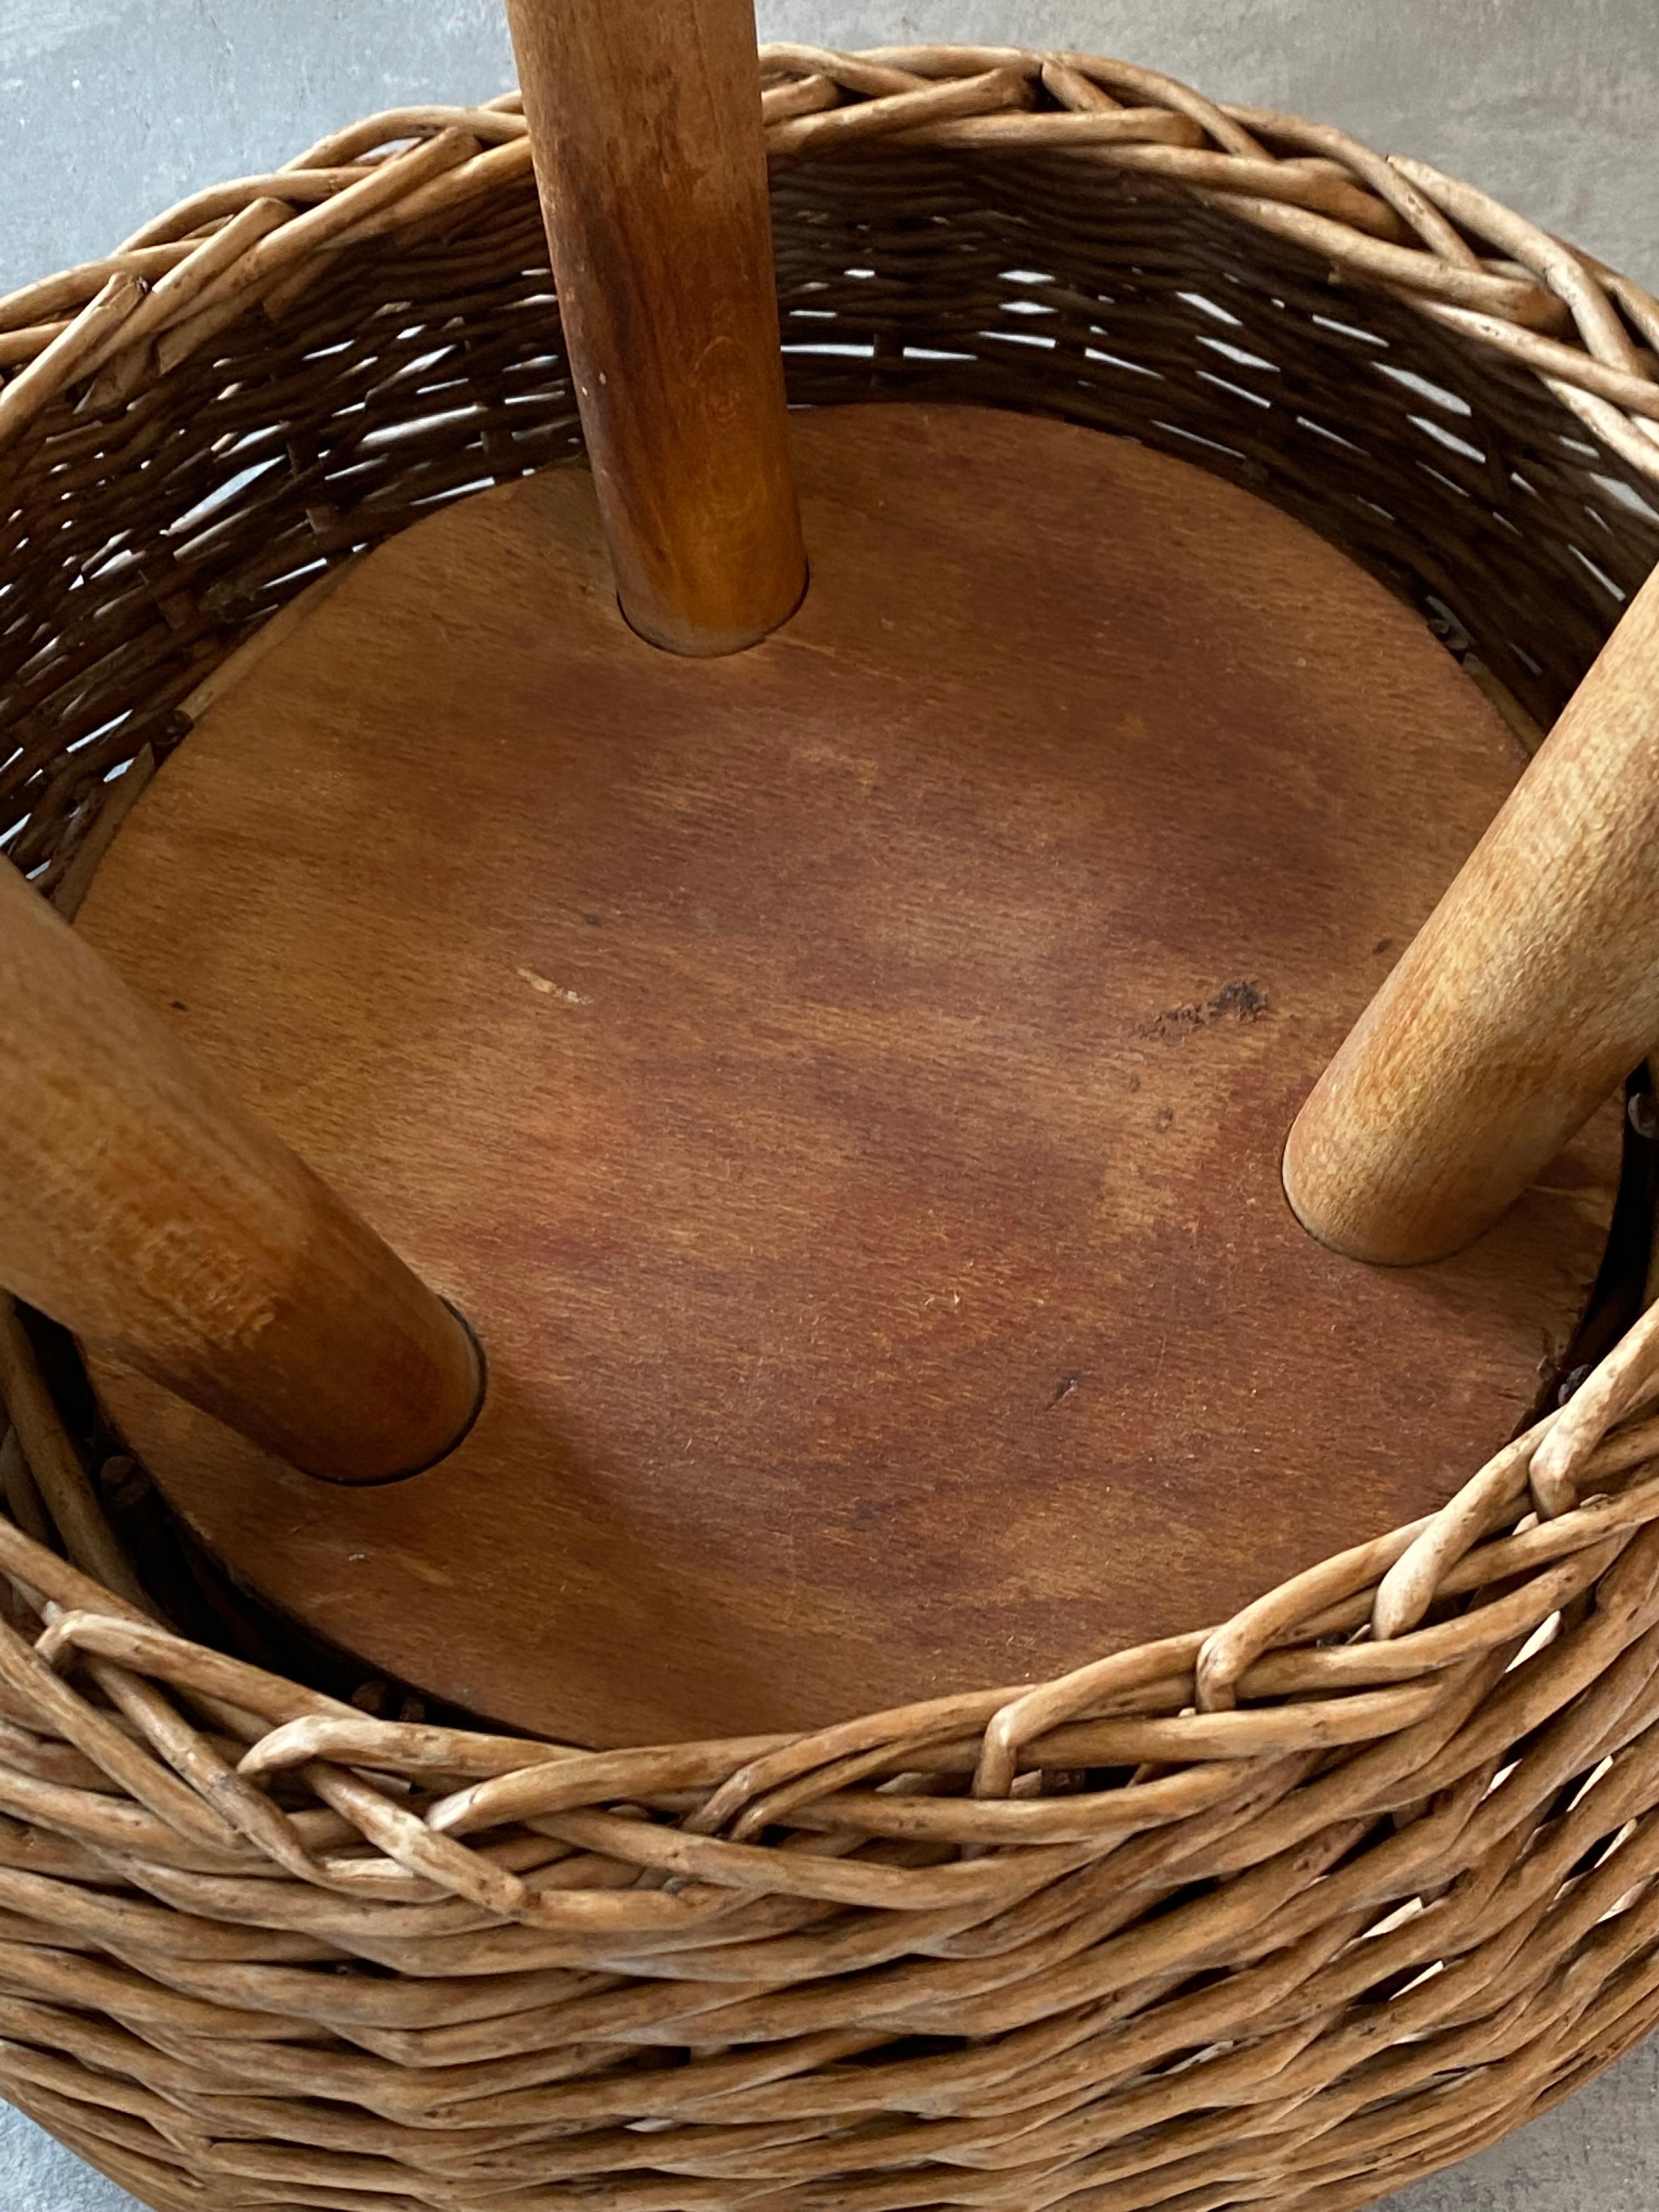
[76,404,1619,1743]
[0,855,479,1484]
[1285,555,1659,1264]
[505,0,805,656]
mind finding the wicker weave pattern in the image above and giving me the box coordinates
[5,43,1659,466]
[4,47,1659,891]
[4,44,1659,2212]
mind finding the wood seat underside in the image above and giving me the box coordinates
[77,404,1619,1744]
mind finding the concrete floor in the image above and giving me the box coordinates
[2,3,1657,2206]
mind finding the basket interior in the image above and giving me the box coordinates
[7,145,1659,899]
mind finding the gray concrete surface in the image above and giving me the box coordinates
[2,1,1657,2207]
[4,0,1659,295]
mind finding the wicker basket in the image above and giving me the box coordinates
[5,42,1659,2212]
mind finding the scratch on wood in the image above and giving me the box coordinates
[516,966,591,1005]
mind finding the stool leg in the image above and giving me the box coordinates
[505,0,806,656]
[0,856,481,1482]
[1284,563,1659,1266]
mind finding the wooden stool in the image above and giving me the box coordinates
[0,0,1648,1749]
[66,399,1616,1741]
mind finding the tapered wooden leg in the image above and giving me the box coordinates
[0,855,481,1481]
[1284,562,1659,1266]
[505,0,806,656]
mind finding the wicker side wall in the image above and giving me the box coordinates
[3,47,1659,2212]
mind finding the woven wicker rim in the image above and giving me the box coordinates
[5,41,1659,490]
[4,55,1659,2212]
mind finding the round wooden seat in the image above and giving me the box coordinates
[75,402,1618,1745]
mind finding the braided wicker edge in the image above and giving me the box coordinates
[9,1280,1659,1862]
[4,42,1659,492]
[3,49,1659,2212]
